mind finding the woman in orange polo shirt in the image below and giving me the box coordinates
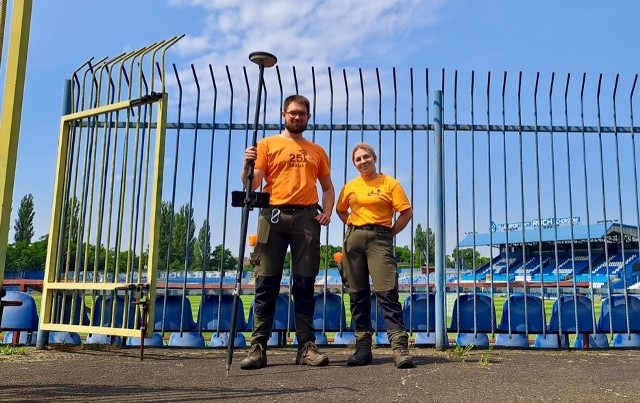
[336,143,414,368]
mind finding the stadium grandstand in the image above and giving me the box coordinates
[457,220,640,291]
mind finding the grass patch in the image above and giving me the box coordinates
[0,345,27,356]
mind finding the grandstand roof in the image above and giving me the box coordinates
[458,222,639,247]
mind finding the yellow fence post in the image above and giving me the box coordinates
[0,0,33,283]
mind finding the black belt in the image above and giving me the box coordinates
[270,204,322,214]
[351,224,391,232]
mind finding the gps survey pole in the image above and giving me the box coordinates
[226,51,277,375]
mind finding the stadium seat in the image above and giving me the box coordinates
[210,332,247,348]
[449,294,496,333]
[573,333,609,349]
[154,295,196,332]
[533,333,568,348]
[168,331,206,347]
[90,294,136,328]
[313,293,348,332]
[2,330,37,345]
[333,331,356,345]
[85,334,122,345]
[370,293,387,331]
[126,332,165,347]
[247,294,295,346]
[403,293,436,332]
[52,291,90,326]
[612,333,640,348]
[495,333,530,347]
[1,291,39,331]
[548,295,595,334]
[48,331,82,345]
[197,294,246,332]
[497,294,546,334]
[597,295,640,333]
[449,294,495,347]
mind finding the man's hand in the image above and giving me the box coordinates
[314,212,331,226]
[245,146,257,163]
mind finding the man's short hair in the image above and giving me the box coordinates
[283,95,310,113]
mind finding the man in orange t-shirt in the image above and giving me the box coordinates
[239,95,335,370]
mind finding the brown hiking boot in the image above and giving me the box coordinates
[240,344,267,370]
[392,347,414,368]
[296,341,329,366]
[347,347,372,366]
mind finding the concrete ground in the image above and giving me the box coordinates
[0,345,638,402]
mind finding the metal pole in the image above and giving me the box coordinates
[0,0,32,287]
[35,79,72,349]
[434,90,446,350]
[226,52,277,375]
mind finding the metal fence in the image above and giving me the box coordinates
[9,40,640,349]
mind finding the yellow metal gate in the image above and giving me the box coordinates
[39,37,180,341]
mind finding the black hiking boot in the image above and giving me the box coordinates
[347,347,373,366]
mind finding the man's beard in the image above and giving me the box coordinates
[285,121,307,134]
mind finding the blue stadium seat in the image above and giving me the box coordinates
[449,294,496,333]
[0,291,38,332]
[533,333,568,348]
[573,333,609,349]
[90,294,136,328]
[48,331,82,345]
[53,292,90,326]
[498,294,546,334]
[597,295,640,333]
[197,294,246,332]
[548,295,594,333]
[2,330,37,345]
[612,333,640,348]
[85,334,122,345]
[333,331,356,345]
[403,293,436,332]
[168,331,206,347]
[126,332,165,347]
[449,294,495,347]
[154,295,196,332]
[313,293,348,332]
[370,293,386,331]
[209,332,246,348]
[247,294,295,346]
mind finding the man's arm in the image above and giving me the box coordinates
[316,174,335,226]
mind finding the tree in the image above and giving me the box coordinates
[158,201,174,272]
[414,224,435,267]
[448,247,490,271]
[193,219,212,271]
[13,193,35,244]
[211,244,237,273]
[170,203,195,272]
[395,245,412,267]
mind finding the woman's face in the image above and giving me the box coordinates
[353,147,376,177]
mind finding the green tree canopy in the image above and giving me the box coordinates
[13,193,35,244]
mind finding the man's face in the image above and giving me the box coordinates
[282,102,310,134]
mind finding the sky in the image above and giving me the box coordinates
[2,0,640,254]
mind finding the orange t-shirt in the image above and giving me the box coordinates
[336,174,411,227]
[255,135,331,206]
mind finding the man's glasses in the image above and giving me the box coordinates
[285,111,309,118]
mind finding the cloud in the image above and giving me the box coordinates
[169,0,446,69]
